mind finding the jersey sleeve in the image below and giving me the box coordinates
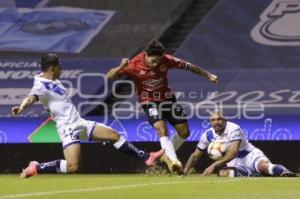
[197,131,210,151]
[229,128,244,142]
[164,54,189,70]
[118,62,135,76]
[29,80,47,101]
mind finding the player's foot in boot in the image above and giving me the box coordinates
[160,152,174,172]
[171,160,184,175]
[160,153,183,175]
[280,170,298,177]
[20,161,39,178]
[145,149,165,167]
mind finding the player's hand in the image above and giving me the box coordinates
[202,165,216,176]
[208,74,219,84]
[120,58,129,68]
[11,106,23,116]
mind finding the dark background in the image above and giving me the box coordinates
[1,141,299,174]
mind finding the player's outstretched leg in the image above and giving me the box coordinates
[269,164,297,177]
[20,159,68,178]
[152,121,183,174]
[159,136,183,175]
[20,144,80,178]
[113,136,164,167]
[257,160,297,177]
[91,123,164,167]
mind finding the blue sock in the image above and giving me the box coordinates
[114,138,149,161]
[272,165,287,176]
[37,160,63,173]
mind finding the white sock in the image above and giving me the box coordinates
[60,160,68,173]
[171,134,186,151]
[268,164,275,175]
[113,136,126,149]
[160,136,178,161]
[229,170,235,177]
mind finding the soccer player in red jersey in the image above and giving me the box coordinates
[107,40,219,174]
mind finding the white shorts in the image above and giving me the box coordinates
[56,119,110,149]
[227,148,270,174]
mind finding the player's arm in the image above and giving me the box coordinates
[186,63,219,84]
[106,58,129,80]
[202,140,240,176]
[11,95,38,116]
[183,148,204,175]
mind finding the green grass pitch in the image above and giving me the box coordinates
[0,174,299,199]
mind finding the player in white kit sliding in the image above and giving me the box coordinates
[11,53,164,178]
[183,111,297,177]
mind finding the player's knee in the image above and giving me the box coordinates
[153,121,167,136]
[257,160,270,174]
[111,130,121,141]
[67,162,80,173]
[105,128,121,142]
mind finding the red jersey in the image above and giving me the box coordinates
[118,52,189,103]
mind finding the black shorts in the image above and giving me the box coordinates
[142,96,187,126]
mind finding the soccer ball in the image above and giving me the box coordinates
[207,140,227,160]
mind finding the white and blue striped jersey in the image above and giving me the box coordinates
[29,73,81,129]
[197,121,256,157]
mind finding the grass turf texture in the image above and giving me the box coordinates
[0,174,299,199]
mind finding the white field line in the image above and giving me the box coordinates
[0,177,297,199]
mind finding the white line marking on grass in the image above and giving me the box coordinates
[0,177,296,199]
[0,179,214,199]
[0,181,191,199]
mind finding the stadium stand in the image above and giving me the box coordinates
[0,0,192,58]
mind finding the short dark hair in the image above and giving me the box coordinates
[40,53,60,71]
[145,39,166,56]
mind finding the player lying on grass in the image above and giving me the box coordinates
[183,111,297,177]
[11,53,164,178]
[106,39,219,174]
